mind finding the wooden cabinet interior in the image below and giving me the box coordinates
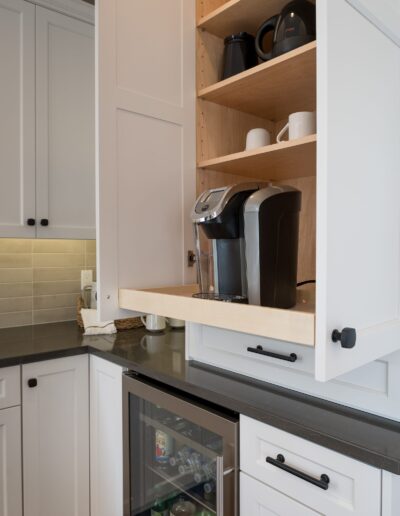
[196,0,317,286]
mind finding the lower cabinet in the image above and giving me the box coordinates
[240,472,319,516]
[0,406,22,516]
[240,415,382,516]
[22,355,89,516]
[90,355,124,516]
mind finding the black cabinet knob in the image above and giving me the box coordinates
[27,218,36,226]
[27,378,38,388]
[40,219,49,227]
[332,328,356,349]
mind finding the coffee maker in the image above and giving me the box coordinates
[192,183,301,308]
[191,183,266,302]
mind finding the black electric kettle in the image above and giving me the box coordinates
[255,0,316,61]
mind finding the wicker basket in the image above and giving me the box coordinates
[77,296,143,331]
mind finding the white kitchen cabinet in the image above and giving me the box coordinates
[22,355,89,516]
[36,6,95,239]
[241,415,381,516]
[90,355,123,516]
[0,0,36,238]
[0,1,95,239]
[97,0,400,383]
[0,406,22,516]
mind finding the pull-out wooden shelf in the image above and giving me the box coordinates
[198,134,316,180]
[119,285,315,346]
[198,42,316,121]
[198,0,289,38]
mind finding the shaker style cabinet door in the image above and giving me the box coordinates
[0,407,22,516]
[36,7,95,239]
[90,356,123,516]
[96,0,196,320]
[22,356,89,516]
[315,0,400,380]
[0,0,35,238]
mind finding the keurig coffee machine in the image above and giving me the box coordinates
[192,183,301,308]
[244,185,302,308]
[191,183,267,302]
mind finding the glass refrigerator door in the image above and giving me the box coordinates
[123,375,238,516]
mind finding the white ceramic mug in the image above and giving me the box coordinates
[167,318,185,329]
[276,112,316,143]
[246,128,271,150]
[140,314,166,332]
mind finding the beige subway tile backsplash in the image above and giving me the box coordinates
[0,239,96,329]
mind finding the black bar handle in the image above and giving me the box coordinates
[266,454,330,490]
[247,345,297,363]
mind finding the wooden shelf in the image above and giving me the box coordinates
[198,41,316,121]
[198,0,289,38]
[198,134,316,179]
[119,284,315,346]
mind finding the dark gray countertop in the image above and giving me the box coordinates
[1,321,400,474]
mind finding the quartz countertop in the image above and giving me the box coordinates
[1,321,400,474]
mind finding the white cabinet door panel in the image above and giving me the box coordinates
[316,0,400,380]
[36,7,95,239]
[97,0,196,320]
[22,356,89,516]
[346,0,400,47]
[0,0,35,238]
[0,407,22,516]
[90,356,123,516]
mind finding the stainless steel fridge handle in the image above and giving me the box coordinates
[216,457,235,514]
[217,456,224,515]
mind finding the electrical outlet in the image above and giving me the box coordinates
[81,270,93,290]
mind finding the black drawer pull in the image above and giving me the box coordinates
[27,378,38,388]
[247,345,297,363]
[266,454,330,490]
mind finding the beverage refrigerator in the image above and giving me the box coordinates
[123,373,239,516]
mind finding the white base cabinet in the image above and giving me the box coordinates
[0,406,22,516]
[90,355,124,516]
[240,415,381,515]
[22,355,89,516]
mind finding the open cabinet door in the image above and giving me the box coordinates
[346,0,400,47]
[316,0,400,381]
[96,0,196,320]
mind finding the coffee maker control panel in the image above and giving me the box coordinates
[192,183,268,223]
[194,188,225,215]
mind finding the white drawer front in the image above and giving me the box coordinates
[0,366,20,410]
[240,416,381,516]
[190,324,314,378]
[240,472,320,516]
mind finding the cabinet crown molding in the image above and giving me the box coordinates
[26,0,94,24]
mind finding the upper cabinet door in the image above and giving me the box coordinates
[36,7,95,239]
[346,0,400,47]
[96,0,196,320]
[316,0,400,381]
[0,0,35,238]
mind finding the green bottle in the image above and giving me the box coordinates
[151,496,168,516]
